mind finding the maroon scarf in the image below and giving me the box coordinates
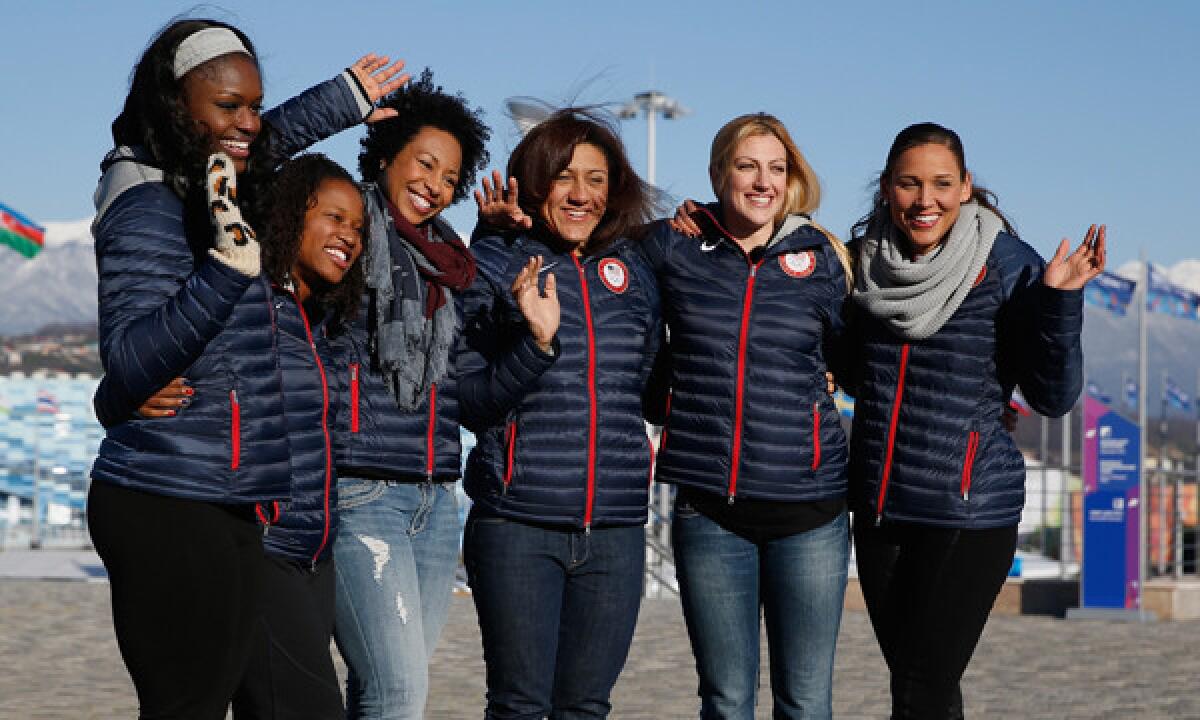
[385,198,476,318]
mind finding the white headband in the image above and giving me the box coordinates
[172,27,251,79]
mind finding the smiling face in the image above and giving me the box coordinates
[382,126,463,225]
[718,133,788,240]
[883,142,973,256]
[291,178,364,303]
[182,53,262,174]
[539,142,609,249]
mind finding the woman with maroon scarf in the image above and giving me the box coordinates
[328,71,491,719]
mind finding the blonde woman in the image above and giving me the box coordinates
[649,113,853,720]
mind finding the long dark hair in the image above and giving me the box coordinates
[507,107,657,255]
[852,122,1014,241]
[112,18,276,235]
[260,154,366,333]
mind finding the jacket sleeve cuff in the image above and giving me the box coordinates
[503,333,559,383]
[339,70,374,121]
[1035,284,1084,334]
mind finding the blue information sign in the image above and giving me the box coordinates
[1081,398,1141,609]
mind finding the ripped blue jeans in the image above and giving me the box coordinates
[332,478,460,720]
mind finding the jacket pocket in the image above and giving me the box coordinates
[502,420,518,493]
[349,363,360,433]
[230,389,241,470]
[961,430,980,500]
[812,401,822,470]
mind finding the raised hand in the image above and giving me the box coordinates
[669,199,703,238]
[1044,224,1106,291]
[475,170,532,231]
[137,377,191,419]
[511,256,559,354]
[206,153,261,277]
[348,54,410,123]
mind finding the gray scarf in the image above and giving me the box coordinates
[854,201,1002,340]
[363,185,460,411]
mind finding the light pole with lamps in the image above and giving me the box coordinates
[616,91,690,186]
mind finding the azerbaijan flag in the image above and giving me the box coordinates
[0,202,45,258]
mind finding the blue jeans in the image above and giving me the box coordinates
[333,478,460,720]
[463,509,645,719]
[672,502,849,720]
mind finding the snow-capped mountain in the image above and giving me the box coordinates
[1115,260,1200,294]
[0,219,96,335]
[1,220,1198,413]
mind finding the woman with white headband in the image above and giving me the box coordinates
[86,18,404,718]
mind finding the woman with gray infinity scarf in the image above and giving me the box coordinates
[842,121,1105,720]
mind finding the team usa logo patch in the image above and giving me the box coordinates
[779,250,816,278]
[598,258,629,294]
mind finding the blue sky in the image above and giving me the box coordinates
[3,1,1197,269]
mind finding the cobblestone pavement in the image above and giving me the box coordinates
[3,580,1198,719]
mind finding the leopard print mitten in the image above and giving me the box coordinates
[205,153,261,277]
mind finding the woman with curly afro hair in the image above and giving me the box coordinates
[328,69,491,719]
[87,16,404,716]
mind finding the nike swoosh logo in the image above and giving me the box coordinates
[538,262,558,273]
[700,240,719,252]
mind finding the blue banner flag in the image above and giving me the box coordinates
[833,390,854,418]
[1146,265,1200,321]
[1165,377,1192,411]
[1087,381,1112,404]
[1084,271,1136,316]
[1124,378,1138,408]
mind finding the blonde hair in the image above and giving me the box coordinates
[708,113,853,289]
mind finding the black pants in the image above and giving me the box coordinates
[232,554,344,720]
[853,517,1017,720]
[88,480,266,720]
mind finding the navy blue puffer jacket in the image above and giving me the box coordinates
[331,192,462,482]
[90,73,370,505]
[458,232,663,529]
[641,210,849,503]
[262,287,341,565]
[845,232,1084,528]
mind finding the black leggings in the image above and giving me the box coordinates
[853,517,1017,720]
[232,554,344,720]
[88,480,266,720]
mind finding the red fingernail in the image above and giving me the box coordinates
[167,410,176,416]
[184,388,194,396]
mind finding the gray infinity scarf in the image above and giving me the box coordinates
[854,201,1002,340]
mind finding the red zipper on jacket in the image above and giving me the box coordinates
[812,402,822,470]
[426,383,437,479]
[572,254,599,531]
[657,393,673,454]
[727,258,766,503]
[255,501,281,527]
[230,389,241,470]
[646,430,655,487]
[293,295,333,569]
[503,420,517,492]
[875,343,911,524]
[349,363,360,433]
[961,430,980,500]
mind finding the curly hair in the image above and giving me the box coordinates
[260,154,366,334]
[357,69,490,205]
[112,18,277,232]
[507,107,658,255]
